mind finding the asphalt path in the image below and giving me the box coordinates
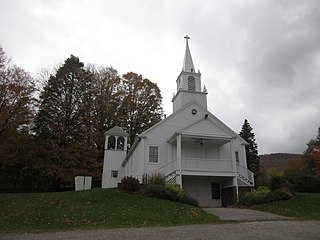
[1,221,320,240]
[203,207,293,221]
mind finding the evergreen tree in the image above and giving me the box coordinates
[34,55,99,190]
[35,55,91,146]
[239,119,260,173]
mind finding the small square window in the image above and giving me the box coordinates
[111,170,118,178]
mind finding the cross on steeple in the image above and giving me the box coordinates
[182,35,194,72]
[184,35,190,44]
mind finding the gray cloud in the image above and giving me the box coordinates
[1,0,319,154]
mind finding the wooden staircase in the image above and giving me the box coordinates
[236,163,254,187]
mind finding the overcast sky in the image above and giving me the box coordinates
[1,0,320,154]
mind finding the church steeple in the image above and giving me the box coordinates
[182,35,195,72]
[172,35,208,112]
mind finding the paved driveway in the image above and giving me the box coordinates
[1,221,320,240]
[203,207,293,221]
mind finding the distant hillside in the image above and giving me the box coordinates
[259,153,304,171]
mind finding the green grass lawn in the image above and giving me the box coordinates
[250,193,320,220]
[0,188,219,233]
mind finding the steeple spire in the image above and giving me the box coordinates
[182,35,195,72]
[173,35,207,112]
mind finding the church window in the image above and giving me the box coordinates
[108,136,116,149]
[211,183,221,199]
[149,146,159,163]
[235,151,239,163]
[117,136,125,150]
[111,170,118,178]
[188,76,196,91]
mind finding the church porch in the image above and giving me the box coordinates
[167,133,238,176]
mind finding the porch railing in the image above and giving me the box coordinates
[237,163,254,185]
[182,157,233,172]
[155,160,177,176]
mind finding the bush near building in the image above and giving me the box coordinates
[119,174,198,206]
[240,186,294,206]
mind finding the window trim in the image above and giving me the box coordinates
[111,170,118,178]
[149,146,160,164]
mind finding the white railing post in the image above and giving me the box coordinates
[177,133,182,188]
[230,138,237,173]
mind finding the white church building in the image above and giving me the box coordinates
[102,36,254,207]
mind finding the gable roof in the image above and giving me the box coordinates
[179,117,233,138]
[105,126,128,137]
[139,101,247,144]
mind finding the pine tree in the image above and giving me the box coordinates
[35,55,88,145]
[239,119,260,173]
[34,55,99,190]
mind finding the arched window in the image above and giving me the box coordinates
[188,76,196,91]
[108,136,116,149]
[117,136,125,150]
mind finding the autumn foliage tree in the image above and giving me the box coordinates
[0,48,164,191]
[89,66,122,154]
[0,46,38,191]
[239,119,260,173]
[0,46,35,138]
[304,127,320,176]
[118,72,163,144]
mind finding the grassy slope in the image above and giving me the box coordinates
[0,189,219,232]
[250,193,320,220]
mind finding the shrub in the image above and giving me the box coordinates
[165,184,198,206]
[148,173,166,186]
[142,183,198,206]
[285,173,320,193]
[270,176,285,190]
[142,183,167,198]
[118,176,140,193]
[271,187,294,201]
[255,172,270,188]
[240,186,272,206]
[165,184,186,199]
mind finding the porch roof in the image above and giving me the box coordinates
[167,132,233,145]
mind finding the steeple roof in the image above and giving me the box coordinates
[182,35,195,72]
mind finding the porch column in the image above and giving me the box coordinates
[176,133,182,188]
[140,138,145,180]
[234,177,239,203]
[230,138,236,173]
[230,138,239,203]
